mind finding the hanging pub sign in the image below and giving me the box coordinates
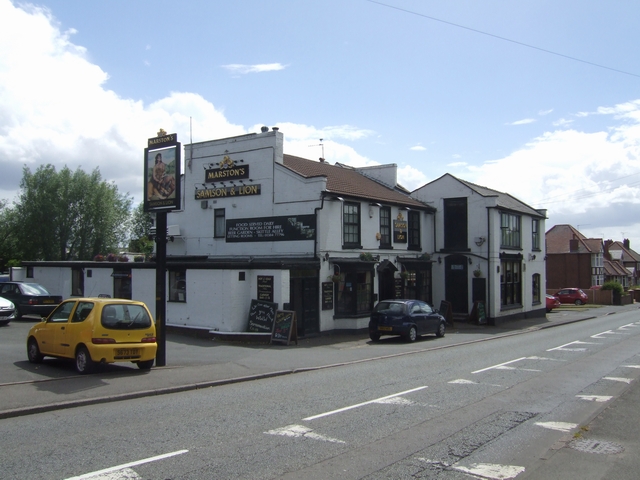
[394,212,407,243]
[226,214,316,243]
[143,130,181,212]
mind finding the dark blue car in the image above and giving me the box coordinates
[369,299,446,342]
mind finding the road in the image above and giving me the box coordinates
[0,310,639,479]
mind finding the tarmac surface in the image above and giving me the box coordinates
[1,304,625,420]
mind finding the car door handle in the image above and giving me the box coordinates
[61,326,65,330]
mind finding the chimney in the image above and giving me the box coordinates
[624,238,630,249]
[319,157,325,163]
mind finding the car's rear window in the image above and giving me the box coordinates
[373,301,406,314]
[101,304,152,329]
[21,283,51,295]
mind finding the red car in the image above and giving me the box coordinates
[555,288,588,305]
[545,294,561,312]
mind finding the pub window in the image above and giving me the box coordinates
[408,210,421,250]
[72,267,84,296]
[26,266,34,278]
[532,273,541,305]
[379,206,391,247]
[113,270,132,300]
[532,219,540,250]
[444,198,468,250]
[500,259,522,307]
[214,208,225,238]
[335,269,373,316]
[500,212,521,248]
[169,268,186,302]
[343,202,361,248]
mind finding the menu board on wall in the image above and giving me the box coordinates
[322,282,334,310]
[257,275,274,303]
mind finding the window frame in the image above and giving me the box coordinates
[342,201,361,248]
[500,212,522,249]
[500,259,522,308]
[408,210,421,250]
[169,268,187,303]
[214,208,225,238]
[379,206,391,248]
[532,218,540,251]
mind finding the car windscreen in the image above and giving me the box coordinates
[21,283,51,295]
[101,304,152,329]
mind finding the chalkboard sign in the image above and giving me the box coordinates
[322,282,333,310]
[247,299,277,333]
[438,300,453,326]
[271,310,298,345]
[473,301,487,324]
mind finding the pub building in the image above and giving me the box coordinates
[156,127,436,336]
[17,126,547,332]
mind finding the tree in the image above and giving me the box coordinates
[0,199,19,270]
[11,164,132,261]
[128,202,155,254]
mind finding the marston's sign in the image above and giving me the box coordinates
[205,155,249,182]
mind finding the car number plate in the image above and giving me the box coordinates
[115,348,140,356]
[378,326,393,331]
[0,316,7,320]
[43,299,54,304]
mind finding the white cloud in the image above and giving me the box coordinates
[509,118,536,126]
[410,145,426,151]
[221,63,288,74]
[539,109,553,116]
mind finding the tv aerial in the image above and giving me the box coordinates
[309,138,325,160]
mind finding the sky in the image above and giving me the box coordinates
[1,0,640,249]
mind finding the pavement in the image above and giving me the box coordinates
[0,304,632,420]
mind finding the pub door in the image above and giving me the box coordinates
[290,271,319,337]
[444,255,469,315]
[377,259,398,301]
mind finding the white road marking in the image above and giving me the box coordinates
[618,323,639,330]
[265,424,345,443]
[375,396,414,405]
[591,330,623,339]
[449,379,478,384]
[576,395,613,402]
[472,357,528,374]
[603,377,634,384]
[74,468,140,479]
[302,386,427,421]
[64,450,188,480]
[621,365,640,369]
[547,340,596,352]
[453,462,525,479]
[495,366,541,372]
[535,421,578,433]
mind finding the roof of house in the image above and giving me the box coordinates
[545,224,603,254]
[604,259,629,277]
[282,155,434,210]
[422,173,546,218]
[606,240,640,263]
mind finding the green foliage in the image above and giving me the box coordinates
[601,281,624,294]
[127,203,154,255]
[6,164,132,261]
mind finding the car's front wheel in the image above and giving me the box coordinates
[27,338,43,363]
[436,322,446,338]
[369,331,380,342]
[406,326,418,343]
[75,346,95,374]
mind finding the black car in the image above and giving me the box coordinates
[369,299,446,342]
[0,282,62,319]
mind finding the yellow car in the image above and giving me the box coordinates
[27,298,157,374]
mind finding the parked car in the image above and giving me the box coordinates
[555,288,589,305]
[0,296,16,326]
[27,298,157,374]
[545,294,561,313]
[369,299,446,342]
[0,282,62,319]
